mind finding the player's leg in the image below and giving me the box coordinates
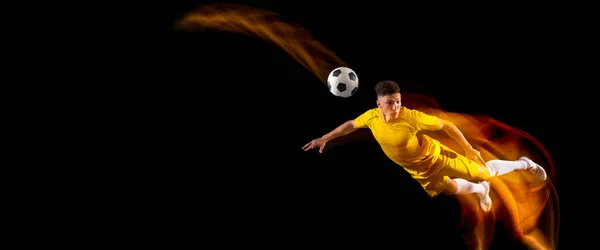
[432,145,491,182]
[419,176,491,212]
[487,157,547,181]
[442,178,491,212]
[433,145,547,182]
[427,146,493,212]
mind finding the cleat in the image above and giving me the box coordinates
[519,156,547,181]
[477,181,492,212]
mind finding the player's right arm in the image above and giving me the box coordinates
[303,109,375,153]
[302,120,358,153]
[321,120,358,141]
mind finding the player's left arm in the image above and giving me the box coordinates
[438,119,486,165]
[414,111,486,165]
[437,119,473,151]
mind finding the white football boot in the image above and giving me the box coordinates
[519,156,547,181]
[477,181,492,212]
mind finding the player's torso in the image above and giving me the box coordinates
[370,118,420,152]
[369,117,438,168]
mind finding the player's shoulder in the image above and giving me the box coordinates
[400,107,428,119]
[355,108,380,122]
[363,107,381,117]
[400,107,418,116]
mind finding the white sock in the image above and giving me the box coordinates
[454,178,485,196]
[487,159,528,176]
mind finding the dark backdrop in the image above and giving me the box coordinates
[117,1,585,249]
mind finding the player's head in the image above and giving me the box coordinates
[375,80,401,116]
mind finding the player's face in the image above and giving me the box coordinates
[377,93,401,116]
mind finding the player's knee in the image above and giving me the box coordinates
[475,166,491,182]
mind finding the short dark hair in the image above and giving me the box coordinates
[375,80,400,97]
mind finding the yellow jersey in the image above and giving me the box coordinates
[353,107,445,179]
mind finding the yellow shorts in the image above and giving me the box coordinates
[417,144,491,197]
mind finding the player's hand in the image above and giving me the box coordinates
[302,137,328,153]
[465,147,486,166]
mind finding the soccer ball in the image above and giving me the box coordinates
[327,67,358,98]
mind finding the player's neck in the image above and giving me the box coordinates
[382,113,399,123]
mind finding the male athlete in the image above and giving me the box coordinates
[303,80,547,212]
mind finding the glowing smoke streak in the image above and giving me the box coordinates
[174,3,346,84]
[404,92,560,250]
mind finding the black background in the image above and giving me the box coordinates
[113,1,588,249]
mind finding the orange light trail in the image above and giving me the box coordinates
[175,3,346,84]
[404,92,559,249]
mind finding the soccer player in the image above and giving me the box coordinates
[302,80,547,212]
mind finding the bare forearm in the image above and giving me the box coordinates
[321,120,357,141]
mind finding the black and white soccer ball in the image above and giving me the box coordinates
[327,67,359,98]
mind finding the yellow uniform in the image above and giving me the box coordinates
[353,107,491,197]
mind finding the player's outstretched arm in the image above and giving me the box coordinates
[439,119,486,166]
[302,120,358,153]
